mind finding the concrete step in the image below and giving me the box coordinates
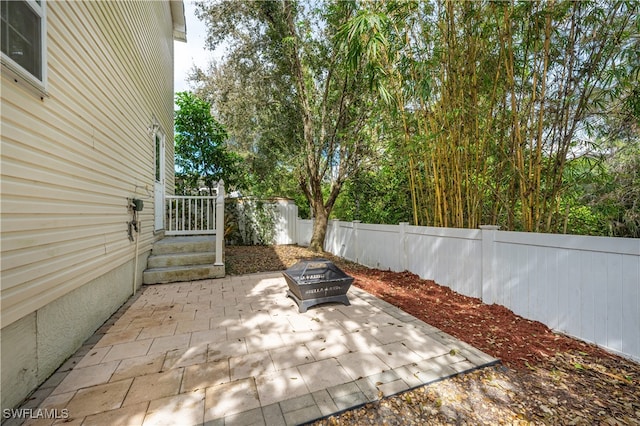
[151,236,215,255]
[143,264,225,284]
[143,235,225,284]
[147,252,215,268]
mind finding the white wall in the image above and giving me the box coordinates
[283,212,640,362]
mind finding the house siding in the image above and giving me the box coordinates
[1,0,178,410]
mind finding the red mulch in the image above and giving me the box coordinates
[346,268,617,369]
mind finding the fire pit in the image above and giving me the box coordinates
[282,258,354,313]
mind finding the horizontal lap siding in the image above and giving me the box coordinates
[1,1,175,327]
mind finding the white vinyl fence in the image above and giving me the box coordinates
[269,205,640,362]
[272,199,299,245]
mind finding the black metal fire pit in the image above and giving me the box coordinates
[282,258,354,313]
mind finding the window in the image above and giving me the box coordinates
[1,0,46,90]
[155,133,162,183]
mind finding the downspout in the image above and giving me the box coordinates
[133,220,140,296]
[129,197,144,296]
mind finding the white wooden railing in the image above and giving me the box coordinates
[165,181,225,265]
[166,196,216,235]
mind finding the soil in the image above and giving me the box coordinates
[226,244,640,425]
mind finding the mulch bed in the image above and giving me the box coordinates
[226,245,640,425]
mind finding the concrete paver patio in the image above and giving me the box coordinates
[14,272,498,426]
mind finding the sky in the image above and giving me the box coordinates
[173,1,222,93]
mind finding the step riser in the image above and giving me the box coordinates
[147,252,215,268]
[143,265,225,284]
[152,241,215,255]
[143,236,224,284]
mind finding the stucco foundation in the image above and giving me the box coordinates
[1,251,149,411]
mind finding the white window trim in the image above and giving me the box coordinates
[1,0,48,96]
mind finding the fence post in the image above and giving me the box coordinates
[399,222,409,272]
[353,220,361,263]
[329,219,338,255]
[290,201,298,245]
[215,180,225,266]
[480,225,500,304]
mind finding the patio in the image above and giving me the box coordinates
[14,272,498,426]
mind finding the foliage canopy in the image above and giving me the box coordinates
[174,91,243,195]
[193,0,382,250]
[189,0,639,239]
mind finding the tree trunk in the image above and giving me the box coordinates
[309,204,328,252]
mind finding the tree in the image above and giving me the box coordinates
[340,0,639,233]
[189,53,304,203]
[194,0,378,251]
[174,91,243,195]
[592,138,640,237]
[190,0,637,238]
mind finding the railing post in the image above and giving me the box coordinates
[215,180,225,266]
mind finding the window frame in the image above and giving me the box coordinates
[1,0,47,95]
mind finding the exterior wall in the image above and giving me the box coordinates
[1,0,177,410]
[0,256,147,410]
[287,215,640,362]
[0,314,38,412]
